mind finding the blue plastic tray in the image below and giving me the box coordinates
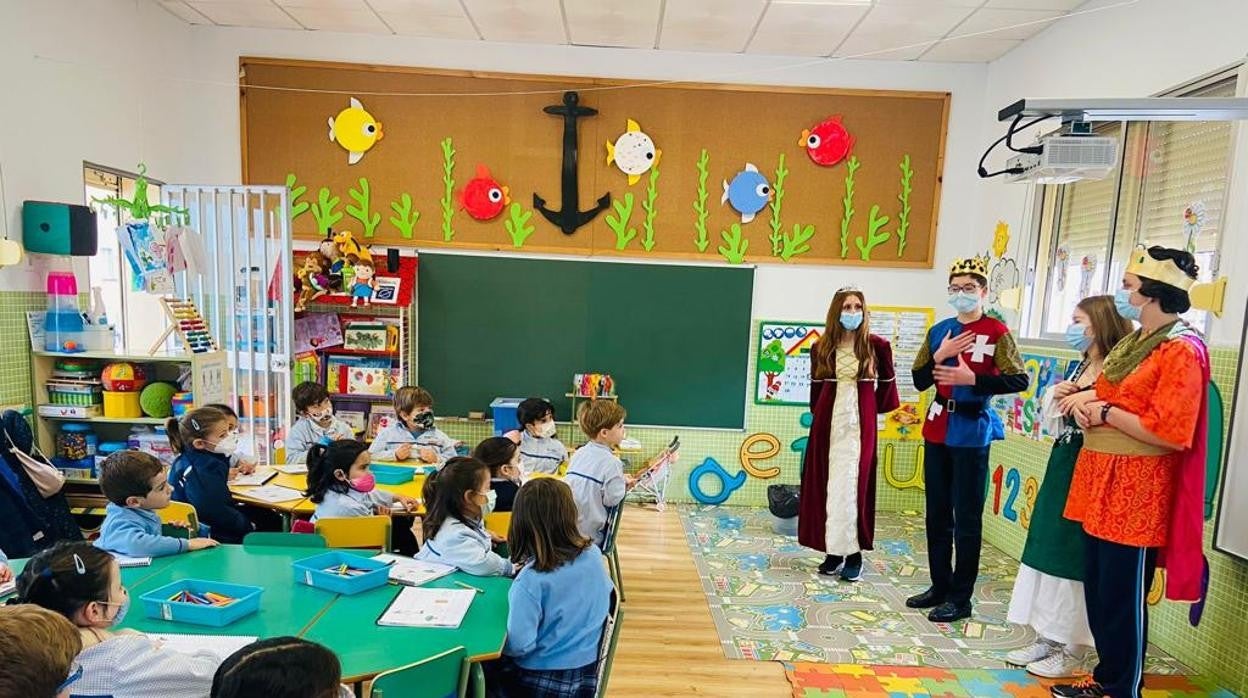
[293,551,390,595]
[140,579,262,627]
[371,464,417,484]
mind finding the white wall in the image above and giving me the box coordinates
[183,25,987,321]
[0,0,201,291]
[976,0,1248,345]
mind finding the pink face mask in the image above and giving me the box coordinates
[348,473,376,493]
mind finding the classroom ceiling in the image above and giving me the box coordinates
[154,0,1090,63]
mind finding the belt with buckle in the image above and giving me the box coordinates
[938,396,985,417]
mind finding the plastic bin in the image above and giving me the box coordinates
[371,464,415,485]
[140,579,263,627]
[292,551,390,595]
[489,397,523,436]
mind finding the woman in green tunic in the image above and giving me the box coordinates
[1006,295,1132,678]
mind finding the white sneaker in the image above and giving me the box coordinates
[1006,640,1057,666]
[1028,650,1084,679]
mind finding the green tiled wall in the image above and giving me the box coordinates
[0,292,53,408]
[986,342,1248,696]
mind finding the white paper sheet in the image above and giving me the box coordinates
[377,587,475,628]
[372,554,455,587]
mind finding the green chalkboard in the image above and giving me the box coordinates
[417,253,753,428]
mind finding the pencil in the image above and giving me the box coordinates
[453,580,483,594]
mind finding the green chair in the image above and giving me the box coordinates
[602,504,625,601]
[596,587,623,698]
[370,646,468,698]
[243,532,328,548]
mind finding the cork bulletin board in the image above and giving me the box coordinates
[241,57,949,268]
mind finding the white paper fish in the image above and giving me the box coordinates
[606,119,660,185]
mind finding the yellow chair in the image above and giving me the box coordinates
[314,516,391,550]
[483,512,512,539]
[157,501,200,532]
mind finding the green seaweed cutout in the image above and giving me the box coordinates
[718,223,749,264]
[606,192,637,250]
[345,178,381,237]
[440,138,456,241]
[640,165,660,252]
[896,154,914,257]
[504,202,536,248]
[92,163,187,226]
[839,156,860,259]
[768,153,788,256]
[286,173,309,220]
[389,193,420,239]
[693,149,710,252]
[780,223,816,262]
[855,204,892,261]
[310,187,343,232]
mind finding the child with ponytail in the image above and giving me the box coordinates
[167,407,254,543]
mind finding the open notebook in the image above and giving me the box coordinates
[377,587,475,628]
[231,469,277,487]
[371,554,455,587]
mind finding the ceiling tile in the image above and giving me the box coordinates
[462,0,565,44]
[983,0,1085,9]
[852,3,978,38]
[186,1,303,29]
[156,0,212,23]
[659,0,765,53]
[834,31,933,60]
[872,0,983,7]
[377,14,477,39]
[281,5,392,32]
[920,36,1022,62]
[954,7,1065,40]
[746,2,869,56]
[274,0,363,8]
[565,0,661,48]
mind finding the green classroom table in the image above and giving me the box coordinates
[8,544,511,690]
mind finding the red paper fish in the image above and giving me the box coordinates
[458,164,511,221]
[799,116,855,167]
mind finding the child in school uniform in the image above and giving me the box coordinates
[204,403,258,475]
[16,541,221,697]
[370,386,459,465]
[305,439,418,521]
[472,436,522,513]
[167,407,256,544]
[0,603,83,698]
[566,401,634,549]
[487,477,613,697]
[212,637,348,698]
[283,383,355,465]
[95,450,218,557]
[414,457,514,577]
[516,398,568,475]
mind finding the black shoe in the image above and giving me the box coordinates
[817,555,844,576]
[905,588,945,608]
[840,553,863,582]
[1050,678,1106,697]
[927,601,972,623]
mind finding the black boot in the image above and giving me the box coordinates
[817,554,844,576]
[840,553,863,582]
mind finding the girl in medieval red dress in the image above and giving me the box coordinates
[798,287,899,581]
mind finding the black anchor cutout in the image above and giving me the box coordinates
[533,91,611,235]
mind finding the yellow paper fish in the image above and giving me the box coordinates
[329,98,383,165]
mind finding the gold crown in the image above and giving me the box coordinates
[1125,246,1195,290]
[949,255,989,278]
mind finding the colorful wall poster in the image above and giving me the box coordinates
[754,321,822,407]
[870,305,934,442]
[992,353,1070,441]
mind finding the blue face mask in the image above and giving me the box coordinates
[839,311,863,331]
[1065,323,1092,352]
[1114,288,1142,321]
[948,292,980,314]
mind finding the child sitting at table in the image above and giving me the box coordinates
[414,457,513,577]
[211,636,348,698]
[95,450,218,558]
[472,437,522,513]
[487,478,613,697]
[516,398,568,475]
[16,541,221,697]
[306,439,418,521]
[204,403,258,475]
[284,383,355,465]
[0,603,83,698]
[370,386,459,465]
[567,400,634,549]
[167,406,255,544]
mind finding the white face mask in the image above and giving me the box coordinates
[536,421,557,438]
[211,433,241,456]
[482,489,498,517]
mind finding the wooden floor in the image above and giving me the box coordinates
[608,504,789,697]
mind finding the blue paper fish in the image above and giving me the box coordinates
[721,163,772,224]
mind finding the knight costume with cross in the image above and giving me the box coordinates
[906,254,1029,624]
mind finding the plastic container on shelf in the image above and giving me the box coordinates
[102,391,142,418]
[44,271,84,352]
[56,423,94,461]
[129,426,175,466]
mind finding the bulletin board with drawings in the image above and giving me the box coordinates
[753,307,932,443]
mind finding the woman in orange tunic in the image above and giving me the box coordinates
[1050,246,1211,698]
